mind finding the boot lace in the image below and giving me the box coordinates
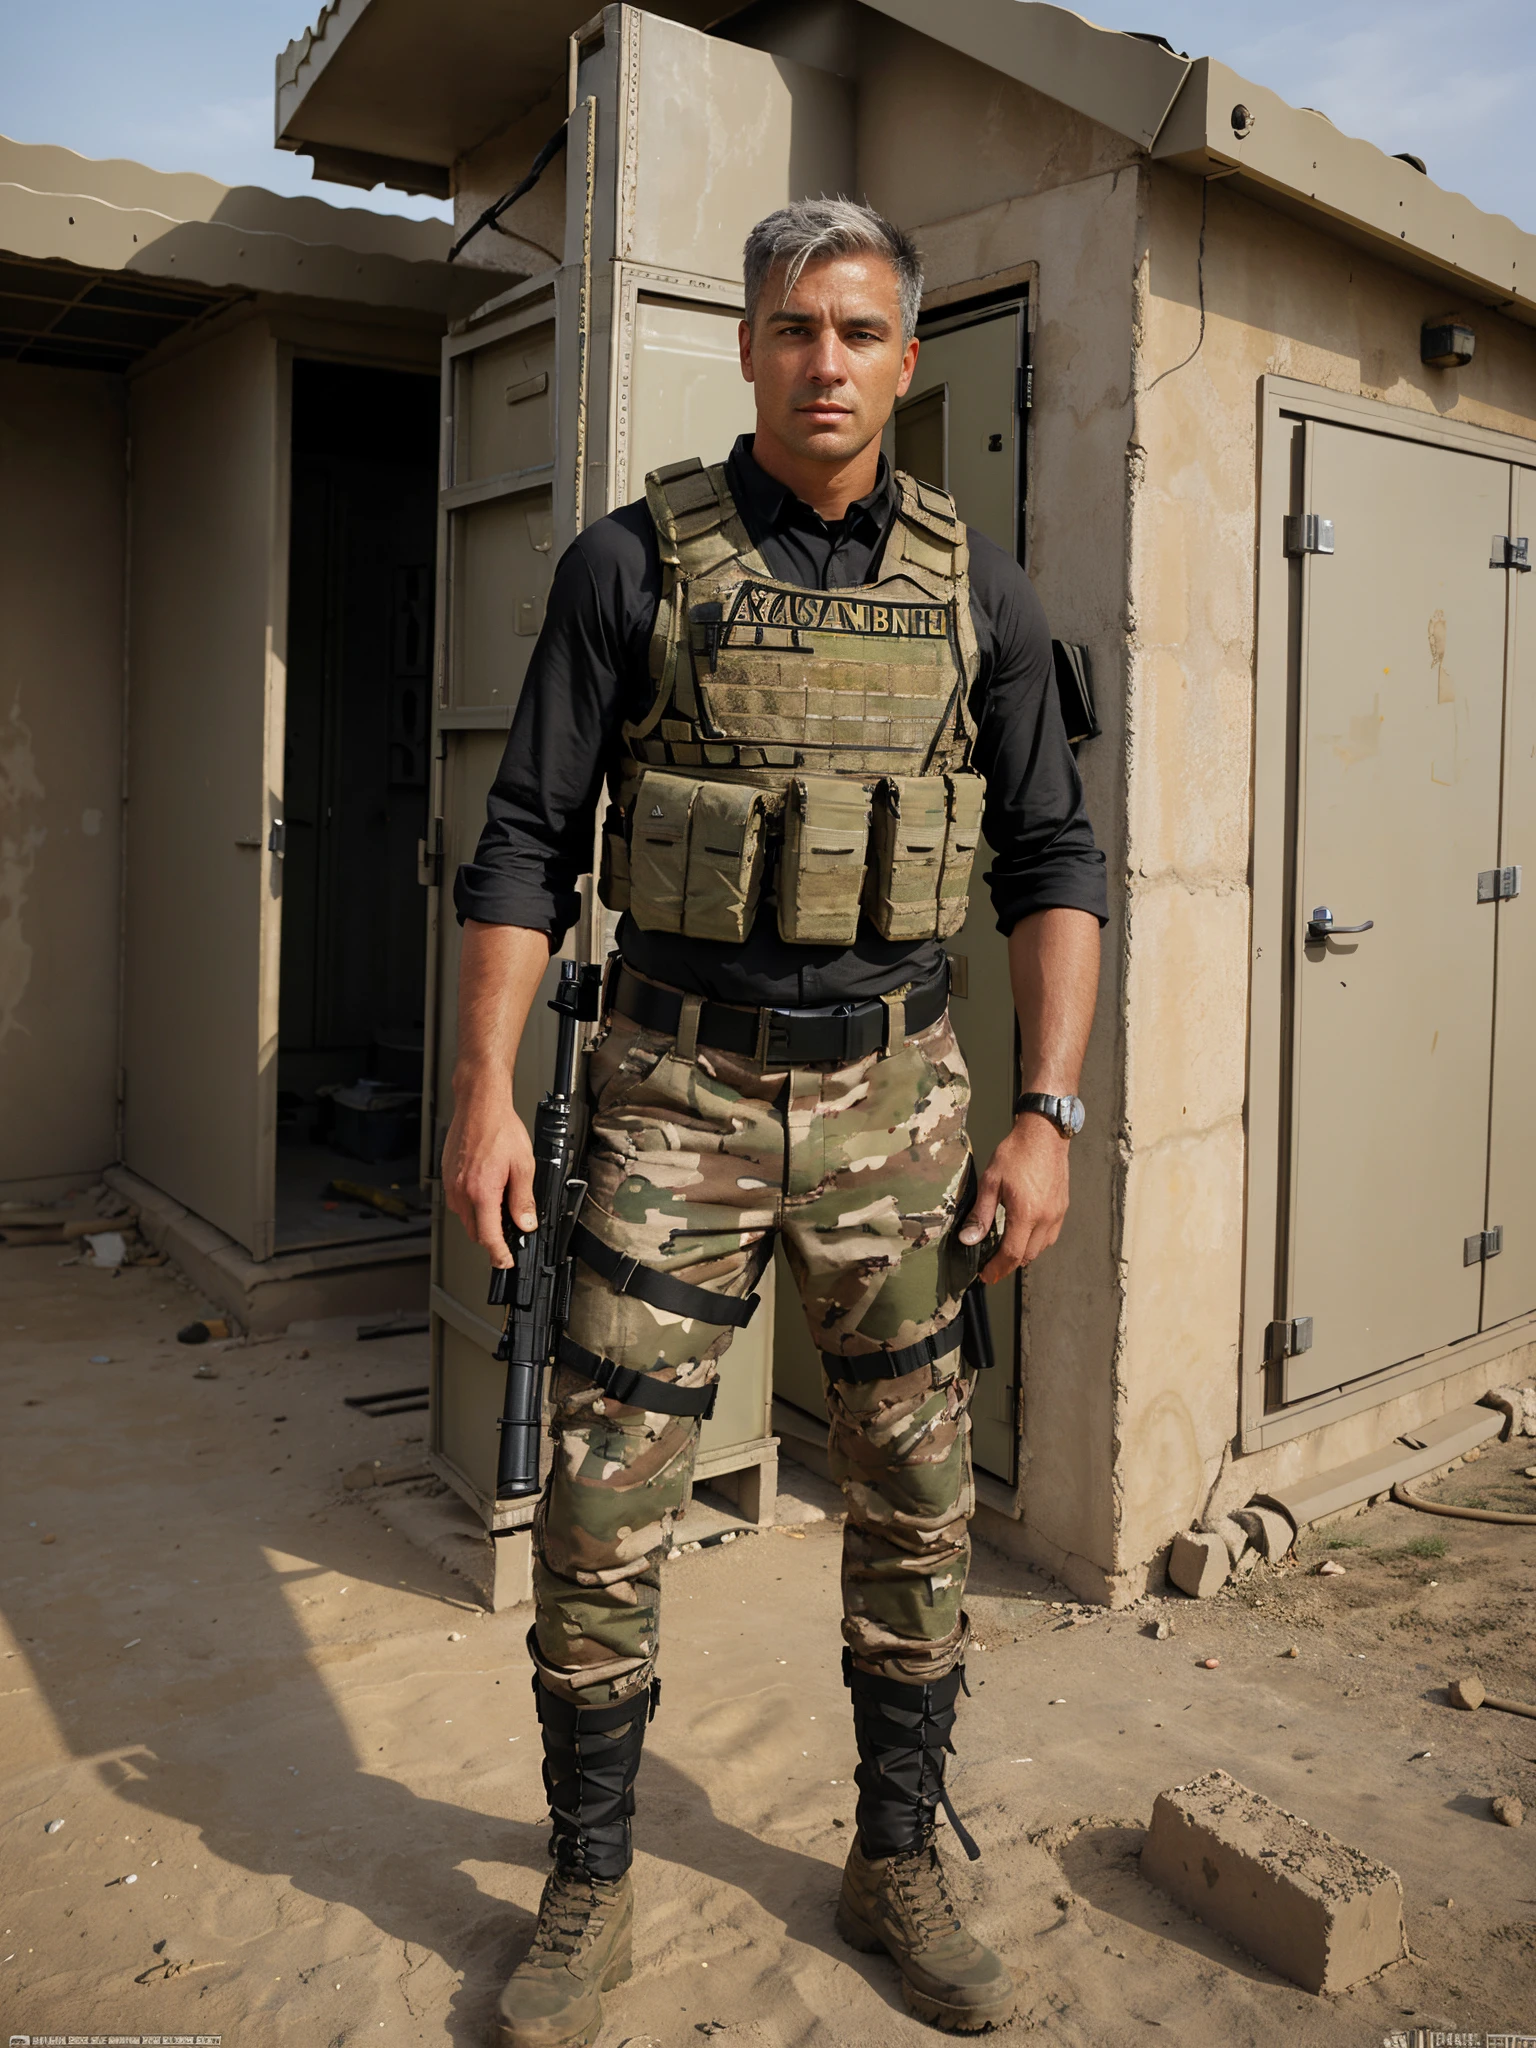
[530,1867,607,1960]
[890,1839,964,1944]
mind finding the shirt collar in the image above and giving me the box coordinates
[725,432,894,543]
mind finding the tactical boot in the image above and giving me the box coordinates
[836,1656,1016,2032]
[495,1671,655,2048]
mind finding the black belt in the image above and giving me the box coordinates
[611,957,950,1066]
[556,1333,719,1419]
[821,1316,964,1384]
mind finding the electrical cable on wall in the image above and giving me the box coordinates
[1145,167,1237,392]
[449,121,569,264]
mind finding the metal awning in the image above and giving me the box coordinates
[0,254,236,373]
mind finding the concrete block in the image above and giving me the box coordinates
[1236,1504,1296,1561]
[1140,1769,1405,1993]
[1169,1529,1229,1598]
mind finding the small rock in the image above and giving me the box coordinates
[1317,1559,1346,1577]
[447,1631,465,1642]
[41,1533,56,1545]
[668,1548,682,1560]
[44,1818,64,1834]
[1285,1645,1300,1658]
[1523,1466,1536,1480]
[1200,1657,1221,1670]
[192,1364,220,1380]
[1492,1795,1524,1828]
[1408,1749,1432,1761]
[1148,1618,1174,1640]
[1048,1697,1067,1705]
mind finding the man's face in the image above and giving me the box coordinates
[739,251,919,467]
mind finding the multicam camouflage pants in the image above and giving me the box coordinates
[530,992,982,1708]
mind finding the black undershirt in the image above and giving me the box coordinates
[454,435,1107,1006]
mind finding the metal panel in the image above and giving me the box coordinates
[1282,424,1507,1400]
[894,306,1027,1482]
[1484,464,1536,1328]
[122,319,285,1258]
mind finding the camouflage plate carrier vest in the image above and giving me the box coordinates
[596,456,985,949]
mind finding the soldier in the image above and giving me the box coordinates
[447,198,1106,2044]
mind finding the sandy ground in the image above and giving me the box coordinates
[3,1238,1535,2047]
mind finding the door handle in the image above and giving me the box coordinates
[1307,905,1374,943]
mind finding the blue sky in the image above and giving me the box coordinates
[2,1,1532,232]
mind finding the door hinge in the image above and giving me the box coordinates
[1464,1226,1503,1266]
[1477,864,1522,903]
[267,818,286,858]
[1285,514,1334,557]
[1017,363,1033,414]
[1266,1315,1314,1363]
[1491,534,1531,571]
[417,819,444,889]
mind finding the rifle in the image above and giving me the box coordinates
[488,959,603,1499]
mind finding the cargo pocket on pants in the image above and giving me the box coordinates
[777,775,871,945]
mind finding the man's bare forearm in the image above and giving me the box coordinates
[1009,906,1100,1098]
[452,921,553,1099]
[444,921,553,1257]
[959,906,1101,1278]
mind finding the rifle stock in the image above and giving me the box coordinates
[490,960,602,1499]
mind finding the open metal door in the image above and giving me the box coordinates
[423,273,565,1518]
[1279,423,1508,1401]
[122,320,287,1259]
[426,5,853,1526]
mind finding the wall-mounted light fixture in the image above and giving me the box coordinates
[1421,321,1475,369]
[1230,103,1254,139]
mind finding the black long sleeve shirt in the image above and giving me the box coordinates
[454,434,1107,1006]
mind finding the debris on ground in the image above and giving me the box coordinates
[1491,1795,1524,1827]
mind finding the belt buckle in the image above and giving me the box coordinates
[763,1007,796,1066]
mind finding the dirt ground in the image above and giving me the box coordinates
[3,1237,1535,2047]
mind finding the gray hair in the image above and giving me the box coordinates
[743,198,923,343]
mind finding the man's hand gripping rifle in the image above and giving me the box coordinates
[488,959,603,1500]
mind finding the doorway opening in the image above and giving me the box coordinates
[275,358,438,1253]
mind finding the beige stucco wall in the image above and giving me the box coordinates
[1120,165,1536,1581]
[0,363,126,1189]
[454,93,569,283]
[851,16,1147,1597]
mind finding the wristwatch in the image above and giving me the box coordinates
[1014,1091,1085,1138]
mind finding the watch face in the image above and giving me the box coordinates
[1067,1097,1086,1136]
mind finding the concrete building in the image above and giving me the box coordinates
[6,0,1532,1606]
[0,137,496,1322]
[272,0,1536,1601]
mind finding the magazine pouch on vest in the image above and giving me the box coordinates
[625,768,767,944]
[938,772,985,938]
[780,776,872,944]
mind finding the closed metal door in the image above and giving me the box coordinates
[1483,462,1536,1329]
[1283,424,1508,1400]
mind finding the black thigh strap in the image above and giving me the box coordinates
[557,1332,719,1420]
[821,1316,964,1385]
[571,1220,764,1329]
